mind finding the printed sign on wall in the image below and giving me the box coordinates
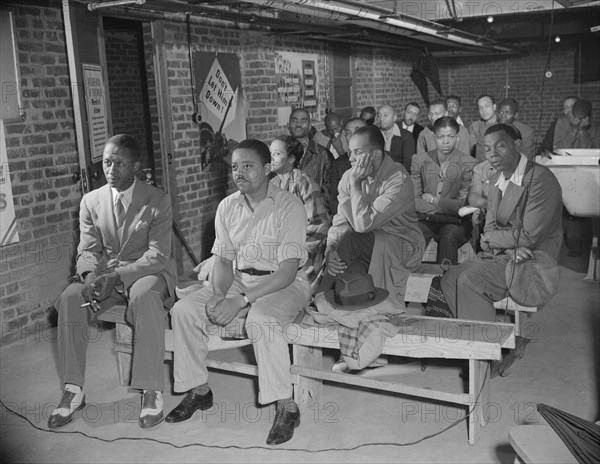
[193,52,246,166]
[82,64,109,163]
[274,51,320,126]
[0,123,19,246]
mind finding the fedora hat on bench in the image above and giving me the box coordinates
[323,273,389,311]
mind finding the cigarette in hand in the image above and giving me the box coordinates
[81,300,100,312]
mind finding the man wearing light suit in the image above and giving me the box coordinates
[48,134,177,429]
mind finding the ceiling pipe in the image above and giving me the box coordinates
[249,0,514,52]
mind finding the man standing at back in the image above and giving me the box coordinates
[319,125,425,307]
[376,104,416,172]
[288,107,334,211]
[446,95,465,127]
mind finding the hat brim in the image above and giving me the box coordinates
[323,287,389,311]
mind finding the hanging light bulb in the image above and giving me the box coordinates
[555,35,561,43]
[487,16,494,23]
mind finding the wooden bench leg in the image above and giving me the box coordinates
[292,344,323,411]
[114,322,133,386]
[468,359,484,445]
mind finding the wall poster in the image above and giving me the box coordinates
[193,52,246,167]
[82,63,109,163]
[0,123,19,246]
[274,51,320,127]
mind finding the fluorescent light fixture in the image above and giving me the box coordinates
[87,0,146,11]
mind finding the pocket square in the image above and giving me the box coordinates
[134,220,149,232]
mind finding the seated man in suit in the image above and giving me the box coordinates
[48,134,177,429]
[318,125,424,308]
[400,101,424,143]
[166,139,311,446]
[376,104,416,172]
[552,99,599,149]
[497,98,536,159]
[288,107,334,212]
[412,116,476,264]
[441,124,563,321]
[329,117,366,214]
[416,100,471,156]
[313,112,348,160]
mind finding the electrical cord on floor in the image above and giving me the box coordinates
[0,366,489,452]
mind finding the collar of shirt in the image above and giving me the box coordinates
[111,177,136,212]
[402,122,414,132]
[494,153,528,194]
[456,115,464,126]
[233,181,278,209]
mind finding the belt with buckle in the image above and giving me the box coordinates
[238,268,273,276]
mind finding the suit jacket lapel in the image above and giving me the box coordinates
[496,182,526,226]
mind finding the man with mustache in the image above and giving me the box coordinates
[441,124,562,321]
[166,139,311,446]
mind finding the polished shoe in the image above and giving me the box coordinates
[266,403,301,445]
[48,385,85,429]
[165,389,213,423]
[139,390,164,428]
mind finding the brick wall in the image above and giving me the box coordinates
[437,42,600,143]
[0,4,80,344]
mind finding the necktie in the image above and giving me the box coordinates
[114,193,126,228]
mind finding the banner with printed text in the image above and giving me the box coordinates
[0,122,20,246]
[193,52,246,162]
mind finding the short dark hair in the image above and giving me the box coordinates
[429,99,447,110]
[233,139,271,165]
[484,123,522,141]
[433,116,460,134]
[477,94,496,105]
[572,99,592,118]
[405,101,421,110]
[106,134,141,161]
[446,95,461,105]
[290,107,310,122]
[359,106,377,124]
[498,98,518,113]
[352,125,385,152]
[272,135,304,169]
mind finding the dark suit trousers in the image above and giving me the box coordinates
[440,255,511,322]
[418,221,468,264]
[56,274,168,391]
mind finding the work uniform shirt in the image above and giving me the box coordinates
[212,183,308,272]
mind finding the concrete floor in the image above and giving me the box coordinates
[1,244,598,464]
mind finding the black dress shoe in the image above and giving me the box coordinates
[165,390,213,423]
[266,404,301,445]
[48,390,85,429]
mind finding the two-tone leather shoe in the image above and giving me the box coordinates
[165,390,213,423]
[48,386,85,429]
[266,403,300,445]
[139,390,164,429]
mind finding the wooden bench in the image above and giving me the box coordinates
[96,265,536,445]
